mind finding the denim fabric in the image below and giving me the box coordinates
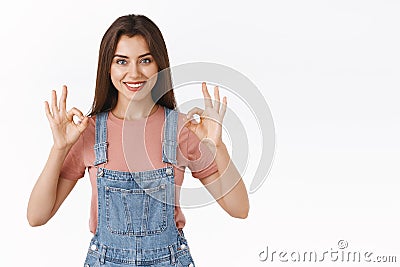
[84,108,195,267]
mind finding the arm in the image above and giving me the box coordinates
[27,146,77,226]
[199,142,249,218]
[185,82,249,218]
[27,85,89,226]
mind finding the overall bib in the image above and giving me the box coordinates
[83,107,195,267]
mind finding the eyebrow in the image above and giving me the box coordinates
[113,52,152,59]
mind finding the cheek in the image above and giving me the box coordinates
[139,66,157,85]
[143,66,158,78]
[110,68,123,81]
[142,61,158,74]
[146,70,158,88]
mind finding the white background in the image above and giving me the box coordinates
[1,0,399,266]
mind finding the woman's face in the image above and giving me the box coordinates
[110,34,158,105]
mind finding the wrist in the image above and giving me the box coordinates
[51,144,72,155]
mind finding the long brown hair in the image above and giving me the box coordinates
[88,14,176,116]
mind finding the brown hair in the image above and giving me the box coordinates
[88,14,176,116]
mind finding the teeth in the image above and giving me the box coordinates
[126,82,144,88]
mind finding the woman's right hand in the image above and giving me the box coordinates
[44,85,89,150]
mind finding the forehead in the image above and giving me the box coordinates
[115,35,150,57]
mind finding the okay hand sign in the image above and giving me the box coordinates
[44,85,89,150]
[185,82,227,148]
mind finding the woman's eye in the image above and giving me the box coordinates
[116,59,127,65]
[140,58,152,64]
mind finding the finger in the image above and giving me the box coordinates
[186,107,203,119]
[186,122,198,134]
[202,82,213,108]
[220,96,227,119]
[186,107,204,124]
[76,116,89,132]
[66,107,84,122]
[213,86,220,112]
[51,90,59,117]
[44,101,53,121]
[59,85,67,112]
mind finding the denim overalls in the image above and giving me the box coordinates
[83,107,195,267]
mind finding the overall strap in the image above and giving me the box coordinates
[162,108,178,165]
[94,111,109,166]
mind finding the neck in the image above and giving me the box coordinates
[112,97,158,120]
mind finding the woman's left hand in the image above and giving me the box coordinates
[185,82,227,148]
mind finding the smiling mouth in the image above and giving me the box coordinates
[124,82,146,91]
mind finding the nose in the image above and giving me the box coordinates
[127,62,142,79]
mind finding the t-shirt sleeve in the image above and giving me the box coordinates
[59,133,86,181]
[186,129,218,179]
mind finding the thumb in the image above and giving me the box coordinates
[76,116,89,132]
[184,119,199,133]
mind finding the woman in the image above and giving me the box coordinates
[27,14,249,266]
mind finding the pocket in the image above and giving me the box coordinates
[105,184,167,236]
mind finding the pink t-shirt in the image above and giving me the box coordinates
[60,105,218,233]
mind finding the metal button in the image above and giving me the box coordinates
[188,263,194,267]
[90,244,97,251]
[166,168,172,175]
[180,244,186,250]
[85,264,90,267]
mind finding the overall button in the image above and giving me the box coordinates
[180,244,186,250]
[188,263,194,267]
[85,264,90,267]
[166,168,172,175]
[90,244,97,251]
